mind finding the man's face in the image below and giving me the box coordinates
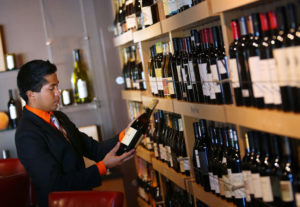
[33,73,60,112]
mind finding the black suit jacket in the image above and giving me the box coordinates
[15,108,118,207]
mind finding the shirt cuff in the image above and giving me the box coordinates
[96,161,107,176]
[119,129,126,142]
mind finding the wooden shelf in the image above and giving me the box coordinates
[211,0,259,14]
[173,100,227,122]
[152,158,189,190]
[59,101,98,113]
[113,30,133,47]
[133,22,162,43]
[142,96,174,113]
[161,1,211,33]
[225,106,300,139]
[137,197,151,207]
[136,146,153,163]
[192,182,236,207]
[121,90,143,102]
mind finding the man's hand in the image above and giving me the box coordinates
[102,142,135,169]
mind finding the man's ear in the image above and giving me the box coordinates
[26,90,35,101]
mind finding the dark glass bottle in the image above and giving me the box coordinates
[229,20,243,106]
[171,38,183,100]
[193,122,202,184]
[162,43,176,99]
[8,89,18,129]
[154,42,164,97]
[242,132,252,206]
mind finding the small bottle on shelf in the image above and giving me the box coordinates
[7,89,18,129]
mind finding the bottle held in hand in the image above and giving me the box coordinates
[116,99,159,156]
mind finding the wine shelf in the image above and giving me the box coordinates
[121,90,143,102]
[59,101,98,113]
[161,1,212,33]
[211,0,260,14]
[136,146,153,163]
[142,95,174,113]
[152,158,189,190]
[113,30,133,47]
[192,183,236,207]
[137,197,151,207]
[173,100,227,123]
[225,105,300,139]
[133,22,163,43]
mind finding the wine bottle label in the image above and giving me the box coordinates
[141,72,146,89]
[141,6,153,26]
[214,175,220,194]
[217,59,228,75]
[183,0,192,6]
[222,157,227,164]
[211,64,221,93]
[242,89,250,97]
[260,59,273,104]
[280,180,294,202]
[163,0,169,16]
[167,77,175,95]
[121,127,138,146]
[260,176,274,202]
[168,0,178,15]
[252,173,263,198]
[209,172,215,191]
[159,144,165,161]
[151,77,159,94]
[6,55,15,70]
[77,79,88,99]
[294,46,300,87]
[181,66,188,83]
[223,174,232,198]
[126,78,131,89]
[242,170,252,201]
[153,143,159,158]
[268,58,282,104]
[9,105,17,119]
[188,61,196,84]
[296,193,300,207]
[125,14,137,29]
[285,47,297,87]
[163,78,170,95]
[183,158,190,171]
[145,137,152,150]
[155,68,164,90]
[62,90,71,105]
[207,73,216,99]
[176,0,183,9]
[194,150,201,168]
[231,172,246,199]
[273,48,289,87]
[176,65,183,82]
[229,58,240,88]
[249,56,264,98]
[166,146,173,167]
[179,157,185,173]
[219,177,225,196]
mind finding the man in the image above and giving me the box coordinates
[15,60,135,207]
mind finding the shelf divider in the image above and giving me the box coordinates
[133,22,163,43]
[113,30,133,47]
[122,90,143,102]
[136,146,153,163]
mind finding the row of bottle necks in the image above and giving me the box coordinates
[136,156,209,207]
[114,0,205,37]
[123,2,300,113]
[137,108,300,207]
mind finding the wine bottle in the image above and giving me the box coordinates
[154,42,165,97]
[242,132,252,205]
[162,43,175,98]
[116,99,158,155]
[171,38,183,100]
[229,20,243,106]
[7,89,18,129]
[193,122,202,184]
[71,49,92,104]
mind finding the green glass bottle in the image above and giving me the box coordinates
[71,49,91,104]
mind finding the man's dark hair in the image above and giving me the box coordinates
[17,60,57,103]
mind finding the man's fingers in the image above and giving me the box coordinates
[110,142,120,154]
[122,153,135,163]
[119,149,135,160]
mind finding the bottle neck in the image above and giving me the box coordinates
[231,20,240,40]
[239,16,249,36]
[287,3,297,30]
[277,7,287,32]
[245,133,250,154]
[8,90,13,99]
[260,13,270,37]
[251,13,261,37]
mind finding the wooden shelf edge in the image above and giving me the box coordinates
[161,1,211,33]
[113,30,133,47]
[136,146,153,163]
[142,96,174,113]
[192,182,236,207]
[152,158,188,190]
[173,100,227,122]
[121,90,143,102]
[137,197,152,207]
[133,22,162,43]
[225,106,300,139]
[211,0,260,14]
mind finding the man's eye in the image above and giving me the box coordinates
[49,88,54,91]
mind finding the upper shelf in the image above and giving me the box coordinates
[136,146,153,163]
[121,90,143,102]
[133,22,163,43]
[59,101,98,113]
[225,106,300,139]
[113,30,133,47]
[142,95,174,113]
[211,0,260,14]
[161,1,212,33]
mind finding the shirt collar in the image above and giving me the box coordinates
[25,105,53,125]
